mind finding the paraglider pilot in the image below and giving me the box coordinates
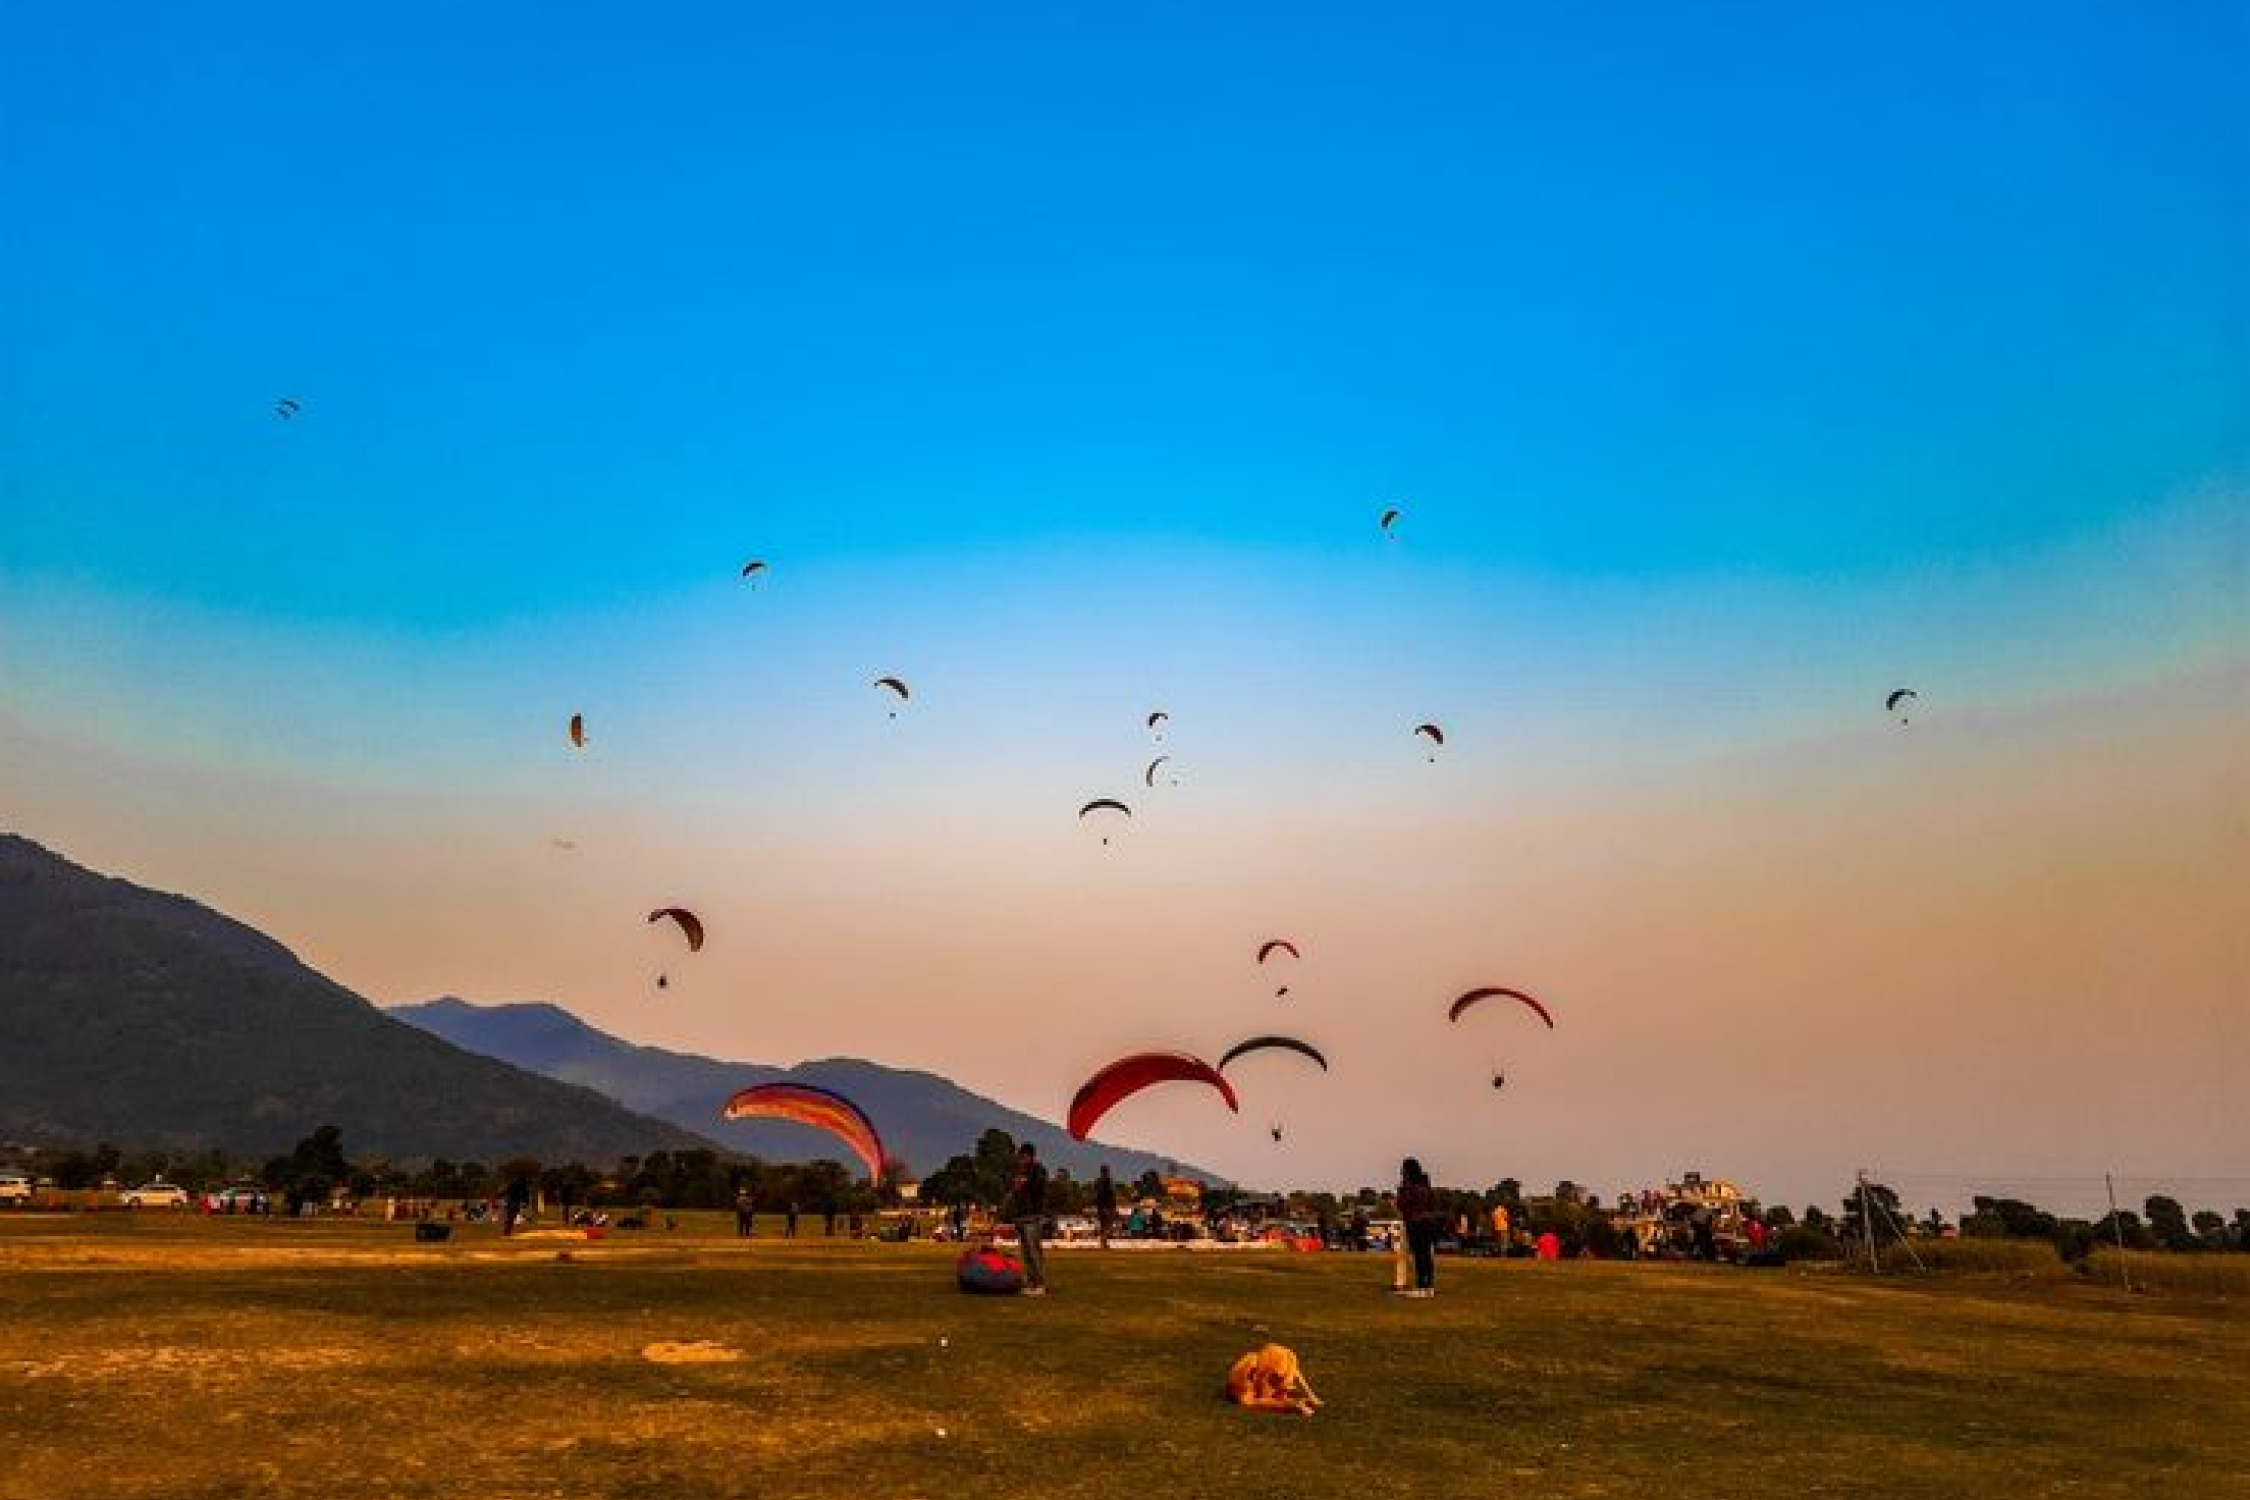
[1007,1142,1051,1296]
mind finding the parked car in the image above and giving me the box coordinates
[121,1182,189,1209]
[209,1186,270,1214]
[0,1173,33,1205]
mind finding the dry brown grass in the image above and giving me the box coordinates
[2,1213,2246,1499]
[2085,1247,2250,1297]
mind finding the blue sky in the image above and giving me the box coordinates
[3,4,2245,1198]
[6,2,2243,628]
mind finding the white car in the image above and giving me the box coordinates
[121,1182,189,1209]
[0,1174,32,1205]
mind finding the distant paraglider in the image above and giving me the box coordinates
[1447,986,1554,1028]
[1066,1052,1238,1141]
[568,713,587,749]
[873,676,911,718]
[1450,988,1551,1097]
[648,907,706,952]
[1144,756,1174,789]
[1887,688,1917,724]
[1078,798,1132,846]
[1414,722,1445,761]
[1147,710,1168,741]
[1218,1035,1329,1074]
[1257,938,1300,997]
[1380,506,1401,536]
[273,397,301,421]
[741,560,768,587]
[721,1082,886,1180]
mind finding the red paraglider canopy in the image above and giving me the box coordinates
[1067,1052,1238,1141]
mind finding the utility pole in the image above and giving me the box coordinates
[2105,1173,2132,1293]
[1858,1170,1879,1274]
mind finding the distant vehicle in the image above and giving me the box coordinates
[0,1173,32,1205]
[121,1182,189,1209]
[210,1186,269,1214]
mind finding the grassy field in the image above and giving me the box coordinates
[3,1213,2245,1499]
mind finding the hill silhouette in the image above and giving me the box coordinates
[0,834,718,1163]
[390,997,1220,1183]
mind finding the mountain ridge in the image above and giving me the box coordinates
[0,833,720,1163]
[389,996,1223,1183]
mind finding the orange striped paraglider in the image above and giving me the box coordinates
[721,1083,886,1180]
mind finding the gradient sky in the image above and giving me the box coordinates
[4,3,2245,1213]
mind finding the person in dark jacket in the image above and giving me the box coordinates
[1006,1143,1051,1295]
[1396,1158,1441,1297]
[502,1174,532,1238]
[1093,1165,1118,1249]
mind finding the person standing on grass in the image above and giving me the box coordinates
[1007,1142,1051,1296]
[502,1173,531,1238]
[785,1200,799,1238]
[1094,1165,1118,1250]
[734,1190,755,1239]
[1395,1158,1440,1298]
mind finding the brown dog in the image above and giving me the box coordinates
[1225,1343,1323,1415]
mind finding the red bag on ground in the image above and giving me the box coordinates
[956,1246,1026,1295]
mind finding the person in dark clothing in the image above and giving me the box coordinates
[785,1201,799,1238]
[1006,1143,1051,1295]
[734,1191,755,1238]
[1093,1165,1118,1250]
[502,1174,532,1238]
[824,1202,838,1237]
[1396,1158,1440,1297]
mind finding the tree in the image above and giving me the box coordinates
[971,1130,1021,1207]
[267,1125,352,1206]
[2143,1195,2196,1253]
[921,1153,980,1208]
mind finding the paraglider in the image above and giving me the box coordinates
[1450,988,1549,1096]
[1447,986,1554,1028]
[648,907,706,952]
[1270,1125,1284,1143]
[741,560,768,587]
[1380,506,1401,535]
[1078,798,1131,846]
[720,1082,886,1180]
[874,676,911,718]
[1887,688,1917,724]
[1218,1035,1329,1074]
[1147,710,1168,740]
[1066,1052,1238,1141]
[1256,938,1300,997]
[273,397,300,420]
[568,713,586,749]
[1143,756,1174,789]
[1414,722,1445,761]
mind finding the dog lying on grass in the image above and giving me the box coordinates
[1225,1343,1322,1415]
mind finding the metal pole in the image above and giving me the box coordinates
[2105,1173,2131,1293]
[1859,1170,1879,1274]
